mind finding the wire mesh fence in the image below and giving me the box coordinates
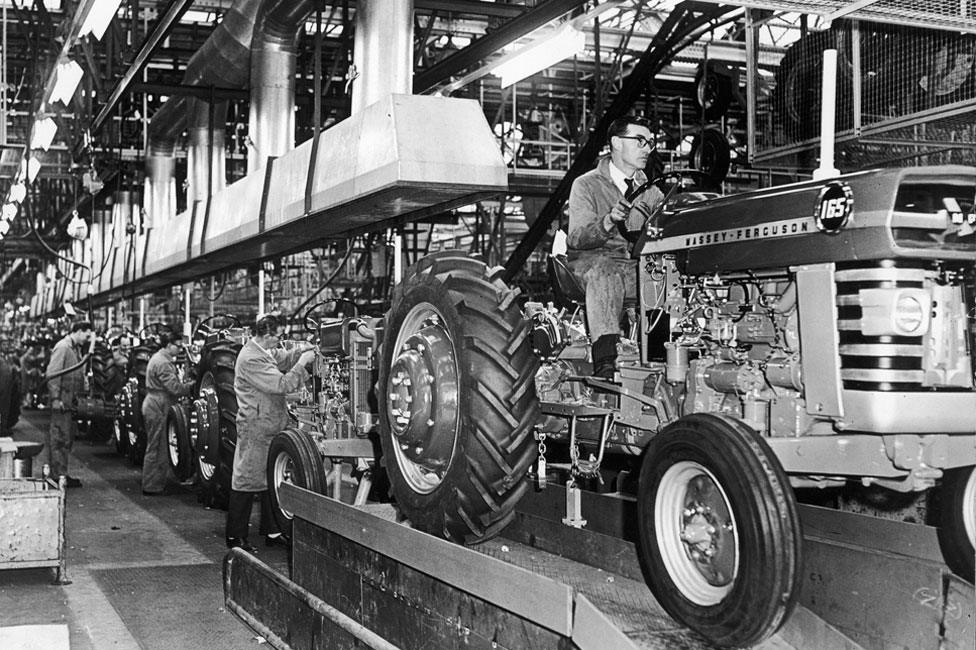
[755,19,976,169]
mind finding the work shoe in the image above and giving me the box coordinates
[591,334,619,380]
[226,538,258,554]
[264,534,288,548]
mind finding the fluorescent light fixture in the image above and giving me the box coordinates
[1,203,17,220]
[79,0,123,41]
[8,182,26,204]
[31,117,58,151]
[19,157,42,183]
[494,25,585,88]
[51,59,84,105]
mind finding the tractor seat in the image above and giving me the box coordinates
[547,254,585,311]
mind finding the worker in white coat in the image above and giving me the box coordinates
[225,313,315,551]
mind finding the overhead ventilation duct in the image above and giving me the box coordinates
[145,0,260,222]
[89,0,507,307]
[248,0,315,172]
[187,98,228,205]
[350,0,413,113]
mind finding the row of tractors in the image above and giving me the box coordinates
[69,166,976,649]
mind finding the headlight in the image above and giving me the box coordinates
[858,288,931,337]
[893,295,925,333]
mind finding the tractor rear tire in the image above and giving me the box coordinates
[378,252,539,544]
[167,403,194,481]
[637,413,802,648]
[937,465,975,582]
[195,341,240,509]
[88,342,123,442]
[125,346,153,465]
[267,428,328,541]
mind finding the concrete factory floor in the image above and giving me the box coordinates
[0,410,282,650]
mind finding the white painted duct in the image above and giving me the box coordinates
[247,0,315,172]
[145,0,260,222]
[351,0,413,114]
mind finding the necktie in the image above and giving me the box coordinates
[625,177,635,199]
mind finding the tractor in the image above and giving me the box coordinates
[368,165,975,648]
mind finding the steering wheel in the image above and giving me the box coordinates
[192,314,241,342]
[629,169,721,259]
[303,298,360,332]
[138,322,175,347]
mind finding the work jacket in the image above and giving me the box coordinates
[46,335,86,408]
[143,348,192,413]
[231,339,307,491]
[567,156,664,266]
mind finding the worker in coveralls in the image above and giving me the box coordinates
[46,320,93,487]
[225,313,315,551]
[141,330,194,495]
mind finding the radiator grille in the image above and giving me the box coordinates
[836,261,927,390]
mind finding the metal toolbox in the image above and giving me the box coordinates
[0,476,68,584]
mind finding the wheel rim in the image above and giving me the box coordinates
[386,303,460,495]
[167,417,180,467]
[655,460,738,606]
[198,455,215,481]
[272,451,296,520]
[113,415,123,445]
[963,467,976,546]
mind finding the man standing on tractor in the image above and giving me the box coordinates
[46,320,93,487]
[141,331,194,495]
[225,313,315,552]
[567,115,664,379]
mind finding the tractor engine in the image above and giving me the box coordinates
[662,272,805,437]
[296,317,378,439]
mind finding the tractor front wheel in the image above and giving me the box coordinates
[637,413,802,648]
[937,465,975,582]
[267,428,328,541]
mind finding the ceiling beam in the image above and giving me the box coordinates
[413,0,588,94]
[0,236,61,259]
[91,0,196,135]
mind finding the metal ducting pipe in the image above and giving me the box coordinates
[247,0,314,172]
[143,151,175,230]
[351,0,413,115]
[187,98,228,204]
[145,0,260,222]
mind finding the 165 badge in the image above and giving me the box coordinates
[814,181,853,233]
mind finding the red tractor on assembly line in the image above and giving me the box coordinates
[363,165,975,647]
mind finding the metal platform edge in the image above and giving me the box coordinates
[273,483,646,650]
[223,548,398,650]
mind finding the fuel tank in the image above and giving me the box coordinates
[640,166,976,274]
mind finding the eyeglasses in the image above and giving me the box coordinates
[617,135,653,148]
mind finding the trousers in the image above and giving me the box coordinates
[573,255,636,340]
[46,410,76,478]
[142,394,174,493]
[225,489,278,541]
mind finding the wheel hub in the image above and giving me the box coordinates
[680,477,735,586]
[387,320,458,470]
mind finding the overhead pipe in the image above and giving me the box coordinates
[145,0,260,223]
[187,98,228,204]
[247,0,315,172]
[351,0,413,114]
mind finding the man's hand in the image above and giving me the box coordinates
[298,350,316,367]
[609,200,631,223]
[603,200,632,232]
